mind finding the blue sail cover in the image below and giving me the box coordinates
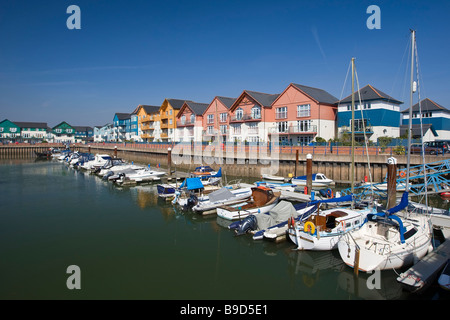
[387,191,409,215]
[180,178,204,190]
[293,174,317,180]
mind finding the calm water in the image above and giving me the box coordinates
[0,159,449,300]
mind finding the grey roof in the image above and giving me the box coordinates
[167,99,194,110]
[291,83,338,105]
[13,121,48,129]
[184,101,209,115]
[216,96,236,109]
[400,124,437,138]
[115,113,131,120]
[73,126,93,131]
[401,98,448,113]
[245,91,280,107]
[339,84,403,105]
[141,105,160,114]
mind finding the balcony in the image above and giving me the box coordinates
[230,113,261,122]
[176,119,195,127]
[269,125,318,135]
[160,122,169,129]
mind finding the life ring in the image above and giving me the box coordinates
[304,221,315,235]
[399,171,406,178]
[326,188,333,198]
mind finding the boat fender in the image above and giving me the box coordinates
[304,221,315,235]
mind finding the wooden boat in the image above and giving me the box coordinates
[34,150,53,158]
[291,173,334,187]
[216,186,280,221]
[190,166,218,178]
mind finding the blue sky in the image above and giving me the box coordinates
[1,0,449,127]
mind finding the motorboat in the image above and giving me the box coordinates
[216,186,280,221]
[191,187,253,214]
[228,200,318,240]
[291,173,334,187]
[261,174,285,181]
[113,166,165,183]
[254,181,298,192]
[287,201,376,251]
[172,178,222,209]
[96,158,141,177]
[79,154,112,171]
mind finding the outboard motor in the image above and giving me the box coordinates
[102,171,114,181]
[235,215,258,236]
[184,194,198,210]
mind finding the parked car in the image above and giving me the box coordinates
[408,141,448,155]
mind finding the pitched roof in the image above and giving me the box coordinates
[13,121,48,129]
[184,101,209,115]
[401,98,448,113]
[167,99,193,110]
[141,105,160,114]
[339,84,403,105]
[73,126,93,131]
[291,83,338,105]
[216,96,236,109]
[245,91,280,107]
[115,113,131,120]
[400,123,438,137]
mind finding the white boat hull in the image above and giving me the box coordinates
[337,215,432,272]
[216,201,278,221]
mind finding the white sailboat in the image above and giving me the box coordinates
[337,30,433,272]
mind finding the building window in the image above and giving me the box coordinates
[277,121,288,133]
[220,113,227,123]
[235,108,243,120]
[207,126,214,135]
[297,104,311,117]
[190,114,195,123]
[220,125,227,134]
[181,115,186,125]
[232,124,241,135]
[276,107,287,119]
[55,128,62,133]
[350,119,368,132]
[296,120,312,132]
[207,114,214,124]
[251,106,261,119]
[247,123,258,134]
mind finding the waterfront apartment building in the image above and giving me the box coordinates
[202,96,236,143]
[228,90,280,143]
[269,83,338,145]
[0,120,48,142]
[401,98,450,142]
[48,121,76,143]
[159,99,191,142]
[136,105,160,142]
[94,124,113,142]
[73,126,94,143]
[175,101,209,142]
[337,84,403,143]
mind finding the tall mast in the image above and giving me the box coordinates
[351,57,355,197]
[406,30,415,192]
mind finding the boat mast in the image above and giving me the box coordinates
[406,30,415,192]
[351,57,355,200]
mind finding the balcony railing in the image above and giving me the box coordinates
[176,119,195,127]
[269,125,318,134]
[230,113,261,122]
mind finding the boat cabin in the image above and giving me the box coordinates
[308,208,363,233]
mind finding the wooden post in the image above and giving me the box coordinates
[114,146,117,158]
[168,147,172,177]
[88,145,91,154]
[387,157,397,210]
[295,149,299,176]
[306,153,312,195]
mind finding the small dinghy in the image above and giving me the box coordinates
[192,187,253,214]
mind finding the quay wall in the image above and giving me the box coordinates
[2,143,448,183]
[75,144,449,183]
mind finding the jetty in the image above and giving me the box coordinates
[396,239,450,293]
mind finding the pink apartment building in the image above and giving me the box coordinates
[269,83,338,145]
[202,96,236,142]
[175,101,209,142]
